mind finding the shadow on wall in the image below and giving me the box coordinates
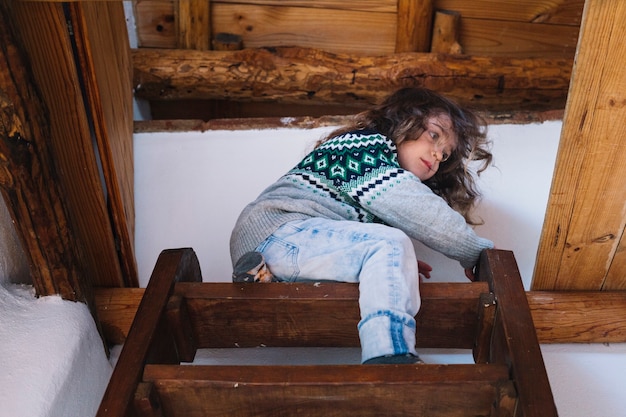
[0,198,30,285]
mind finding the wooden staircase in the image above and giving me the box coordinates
[97,248,558,417]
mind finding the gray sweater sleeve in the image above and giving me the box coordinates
[354,170,494,269]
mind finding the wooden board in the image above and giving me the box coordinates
[135,0,178,49]
[10,2,125,287]
[211,3,396,55]
[533,0,626,290]
[70,2,138,287]
[143,364,511,417]
[176,281,489,349]
[459,17,579,58]
[434,0,583,25]
[530,290,626,343]
[133,0,581,57]
[212,0,397,13]
[95,285,626,346]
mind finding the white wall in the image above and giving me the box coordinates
[134,122,560,288]
[134,121,626,417]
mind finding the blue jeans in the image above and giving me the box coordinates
[256,218,421,363]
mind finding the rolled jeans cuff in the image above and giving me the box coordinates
[358,311,417,363]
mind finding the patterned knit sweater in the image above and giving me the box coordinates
[230,130,493,269]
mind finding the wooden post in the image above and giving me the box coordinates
[177,0,211,50]
[430,10,462,54]
[396,0,433,52]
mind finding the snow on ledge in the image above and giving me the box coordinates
[0,283,112,417]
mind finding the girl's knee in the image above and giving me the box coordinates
[375,228,416,258]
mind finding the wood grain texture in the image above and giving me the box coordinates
[96,280,491,348]
[96,248,201,417]
[0,2,86,300]
[96,285,626,346]
[70,2,138,287]
[533,0,626,290]
[132,46,572,112]
[133,0,581,58]
[213,0,397,13]
[529,291,626,343]
[11,2,125,287]
[135,0,178,49]
[211,4,396,55]
[434,0,584,25]
[177,0,210,50]
[479,249,558,417]
[142,364,509,417]
[97,249,552,417]
[395,0,432,53]
[459,17,579,58]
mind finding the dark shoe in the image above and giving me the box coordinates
[232,252,274,283]
[363,353,425,365]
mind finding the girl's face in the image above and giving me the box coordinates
[396,114,457,181]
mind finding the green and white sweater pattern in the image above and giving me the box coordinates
[230,130,493,269]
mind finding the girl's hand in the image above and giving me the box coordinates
[418,260,433,279]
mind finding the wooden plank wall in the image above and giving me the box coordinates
[133,0,583,57]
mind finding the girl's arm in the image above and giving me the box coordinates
[352,170,493,269]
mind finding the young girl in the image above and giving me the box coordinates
[230,87,494,364]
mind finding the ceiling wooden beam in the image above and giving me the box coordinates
[533,0,626,290]
[132,46,572,113]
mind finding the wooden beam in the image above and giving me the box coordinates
[69,1,138,287]
[132,46,572,112]
[9,1,135,288]
[0,2,87,301]
[95,286,626,346]
[176,0,211,50]
[529,291,626,343]
[533,0,626,290]
[395,0,432,53]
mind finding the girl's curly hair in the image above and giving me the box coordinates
[321,87,493,225]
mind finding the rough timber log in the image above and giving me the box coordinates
[133,46,573,112]
[0,2,86,301]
